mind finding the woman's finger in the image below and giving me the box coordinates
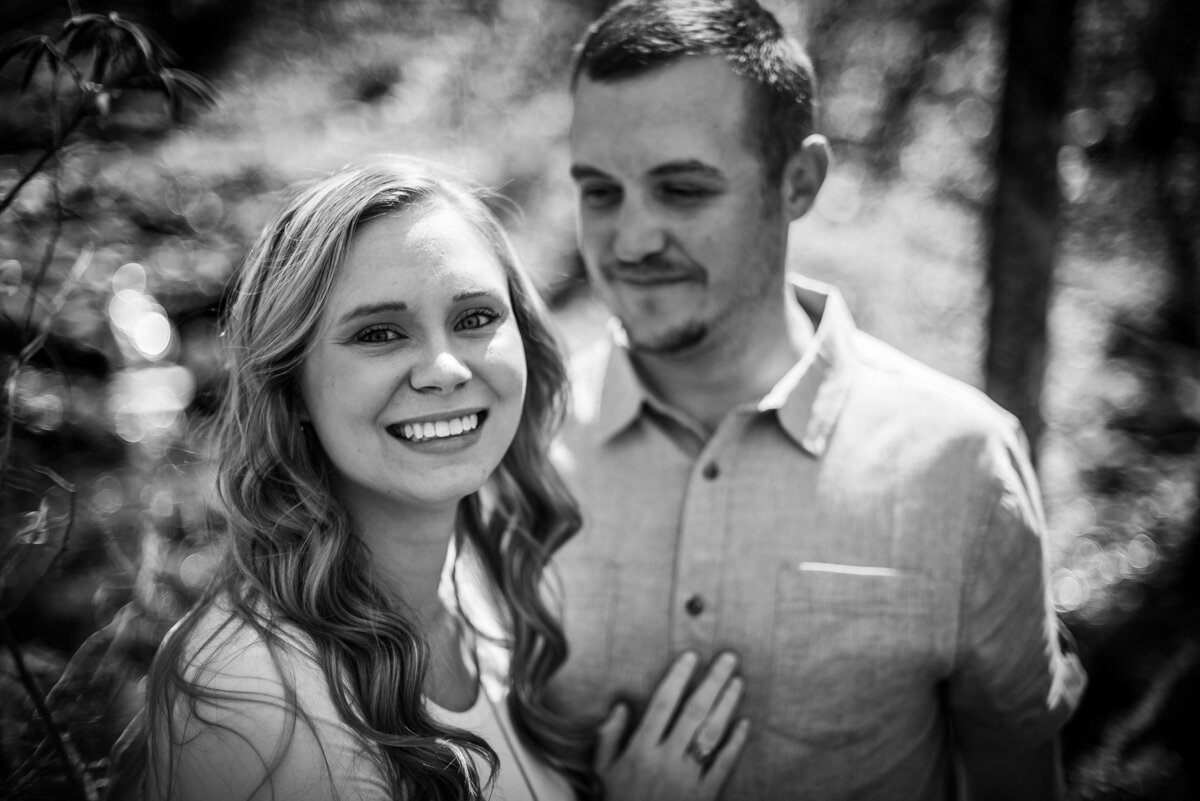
[703,718,751,786]
[633,651,698,744]
[690,675,745,757]
[665,651,738,745]
[593,703,629,771]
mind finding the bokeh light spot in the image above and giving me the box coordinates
[1051,568,1088,613]
[1067,107,1107,148]
[88,473,126,518]
[1125,534,1157,572]
[111,262,147,294]
[130,311,172,359]
[179,552,216,588]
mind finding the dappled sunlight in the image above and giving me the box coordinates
[0,0,1197,796]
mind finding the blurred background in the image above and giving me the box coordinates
[0,0,1197,798]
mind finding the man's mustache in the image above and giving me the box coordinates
[601,254,707,284]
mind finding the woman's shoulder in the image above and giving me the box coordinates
[175,597,319,695]
[154,598,390,801]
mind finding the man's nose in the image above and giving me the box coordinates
[409,343,472,393]
[612,200,666,264]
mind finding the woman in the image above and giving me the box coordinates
[143,156,746,801]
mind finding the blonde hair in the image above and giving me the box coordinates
[145,155,598,800]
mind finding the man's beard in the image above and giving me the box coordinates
[626,319,708,356]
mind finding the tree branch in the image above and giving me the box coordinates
[0,620,97,801]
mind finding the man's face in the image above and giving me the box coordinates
[570,56,789,356]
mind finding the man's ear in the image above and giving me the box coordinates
[780,134,831,221]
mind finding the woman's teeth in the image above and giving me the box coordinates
[399,413,479,442]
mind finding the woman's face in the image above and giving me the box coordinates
[298,201,527,523]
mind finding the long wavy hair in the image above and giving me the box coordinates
[143,155,599,800]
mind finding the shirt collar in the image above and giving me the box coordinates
[593,320,649,442]
[764,276,858,456]
[593,276,859,456]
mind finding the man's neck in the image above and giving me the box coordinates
[630,287,815,432]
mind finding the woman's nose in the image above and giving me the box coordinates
[409,346,472,393]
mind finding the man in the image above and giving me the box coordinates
[547,1,1086,799]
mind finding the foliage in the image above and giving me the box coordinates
[0,10,212,800]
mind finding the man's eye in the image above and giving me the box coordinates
[457,309,500,331]
[661,184,710,202]
[580,184,621,208]
[356,325,402,343]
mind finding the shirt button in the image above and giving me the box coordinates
[684,594,705,616]
[702,462,719,480]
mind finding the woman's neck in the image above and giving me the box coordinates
[350,500,459,628]
[342,496,478,708]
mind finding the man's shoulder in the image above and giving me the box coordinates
[851,330,1020,440]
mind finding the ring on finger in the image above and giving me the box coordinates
[685,739,714,767]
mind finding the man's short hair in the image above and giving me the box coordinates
[571,0,818,181]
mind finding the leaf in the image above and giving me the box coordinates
[0,483,76,615]
[14,499,51,545]
[0,36,64,93]
[62,11,177,87]
[156,67,217,117]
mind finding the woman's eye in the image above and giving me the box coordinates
[457,309,500,331]
[356,326,401,343]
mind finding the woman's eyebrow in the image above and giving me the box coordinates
[337,300,408,325]
[335,290,500,326]
[453,289,498,303]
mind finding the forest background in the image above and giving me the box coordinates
[0,0,1197,798]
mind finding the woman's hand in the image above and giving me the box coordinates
[593,651,749,801]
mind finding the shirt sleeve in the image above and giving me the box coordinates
[946,424,1087,751]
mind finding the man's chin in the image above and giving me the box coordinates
[625,321,708,356]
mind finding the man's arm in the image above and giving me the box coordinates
[947,422,1083,800]
[959,738,1064,801]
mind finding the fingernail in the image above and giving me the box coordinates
[679,650,699,666]
[717,651,738,668]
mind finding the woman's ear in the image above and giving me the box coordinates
[780,134,831,221]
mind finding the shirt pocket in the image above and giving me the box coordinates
[766,562,939,751]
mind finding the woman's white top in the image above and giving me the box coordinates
[429,672,575,801]
[150,603,574,801]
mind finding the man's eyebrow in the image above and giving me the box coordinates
[649,160,723,179]
[570,161,724,183]
[570,164,610,182]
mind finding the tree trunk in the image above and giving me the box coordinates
[984,0,1078,453]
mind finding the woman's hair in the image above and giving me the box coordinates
[144,155,598,800]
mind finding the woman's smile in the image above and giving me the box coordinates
[387,410,488,444]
